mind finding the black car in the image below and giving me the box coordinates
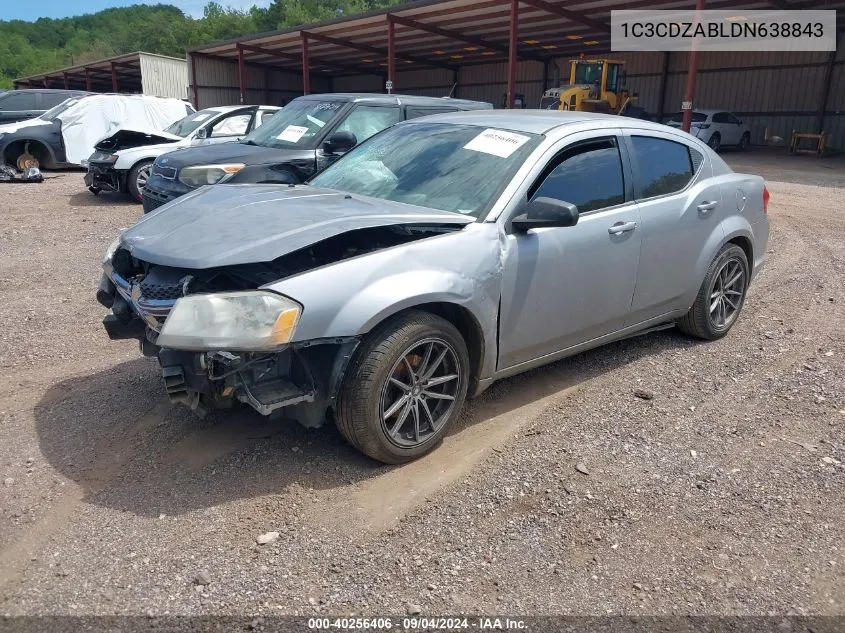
[141,93,493,214]
[0,89,91,125]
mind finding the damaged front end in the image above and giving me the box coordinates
[97,223,458,424]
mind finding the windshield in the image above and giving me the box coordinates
[164,109,220,137]
[41,98,83,121]
[310,122,542,219]
[668,112,707,123]
[241,99,346,149]
[573,63,603,85]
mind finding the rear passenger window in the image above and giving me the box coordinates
[530,138,625,213]
[631,136,694,199]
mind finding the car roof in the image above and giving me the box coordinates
[203,105,278,114]
[296,92,491,108]
[399,109,677,135]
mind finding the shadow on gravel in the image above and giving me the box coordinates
[33,329,695,518]
[67,191,137,208]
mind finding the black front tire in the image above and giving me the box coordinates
[336,310,470,465]
[708,133,721,151]
[677,243,749,340]
[739,133,750,151]
[127,160,153,203]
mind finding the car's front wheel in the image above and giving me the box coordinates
[336,311,469,464]
[127,160,153,202]
[738,132,750,151]
[677,243,749,340]
[708,133,721,151]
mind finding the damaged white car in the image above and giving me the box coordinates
[85,105,280,202]
[98,111,769,464]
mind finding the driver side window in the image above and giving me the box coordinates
[530,138,625,213]
[210,113,251,138]
[334,106,401,145]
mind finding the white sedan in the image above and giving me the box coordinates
[666,109,751,152]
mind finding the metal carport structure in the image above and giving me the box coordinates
[14,52,189,100]
[189,0,845,145]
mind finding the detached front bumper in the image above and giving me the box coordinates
[85,161,125,193]
[97,269,359,425]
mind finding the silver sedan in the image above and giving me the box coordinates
[98,111,770,464]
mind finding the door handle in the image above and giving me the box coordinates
[697,200,718,213]
[608,221,637,235]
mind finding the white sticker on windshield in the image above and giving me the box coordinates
[192,113,212,122]
[306,114,326,128]
[463,128,531,158]
[276,125,309,142]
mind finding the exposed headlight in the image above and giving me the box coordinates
[89,151,118,163]
[157,291,302,351]
[178,164,245,187]
[102,236,121,270]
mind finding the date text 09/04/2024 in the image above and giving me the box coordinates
[307,617,528,630]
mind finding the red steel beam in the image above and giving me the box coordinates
[63,72,69,89]
[387,13,546,63]
[301,33,310,95]
[388,18,396,90]
[191,53,199,109]
[240,42,381,77]
[507,0,519,108]
[110,62,119,92]
[304,27,453,71]
[518,0,611,34]
[85,67,92,91]
[237,44,246,103]
[681,0,705,132]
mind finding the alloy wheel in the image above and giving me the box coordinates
[136,165,151,192]
[708,257,746,330]
[380,337,461,448]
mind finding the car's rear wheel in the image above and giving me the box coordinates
[739,132,750,151]
[677,243,749,340]
[127,160,153,202]
[336,311,469,464]
[708,133,721,151]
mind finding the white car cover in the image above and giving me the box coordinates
[58,95,191,165]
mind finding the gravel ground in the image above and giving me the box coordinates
[0,154,843,618]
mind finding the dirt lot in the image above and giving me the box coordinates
[0,151,843,618]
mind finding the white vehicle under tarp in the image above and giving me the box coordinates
[60,95,192,166]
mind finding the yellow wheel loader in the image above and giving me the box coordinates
[540,58,648,118]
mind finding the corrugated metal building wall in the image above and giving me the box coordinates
[616,32,845,146]
[191,32,845,147]
[139,53,190,100]
[191,54,330,109]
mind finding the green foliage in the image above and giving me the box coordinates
[0,0,409,89]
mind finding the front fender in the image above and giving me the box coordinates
[267,223,503,381]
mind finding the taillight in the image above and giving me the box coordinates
[762,185,770,214]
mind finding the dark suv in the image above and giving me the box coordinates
[0,89,91,124]
[141,93,493,213]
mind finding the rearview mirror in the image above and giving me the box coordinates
[195,128,207,139]
[512,197,579,232]
[323,131,356,154]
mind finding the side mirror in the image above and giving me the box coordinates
[512,197,579,232]
[195,128,207,139]
[323,130,356,154]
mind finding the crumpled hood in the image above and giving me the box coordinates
[95,127,183,151]
[120,184,474,269]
